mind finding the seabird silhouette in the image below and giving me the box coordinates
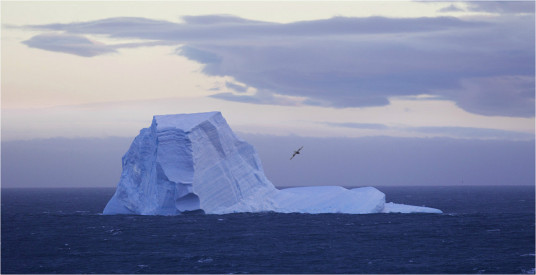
[290,146,303,160]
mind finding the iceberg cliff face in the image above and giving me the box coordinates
[103,112,442,215]
[103,112,276,215]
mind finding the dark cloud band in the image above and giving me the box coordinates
[20,13,535,117]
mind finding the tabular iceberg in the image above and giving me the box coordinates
[103,112,441,215]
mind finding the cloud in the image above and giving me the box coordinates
[178,46,222,64]
[467,1,535,14]
[25,15,483,39]
[324,121,535,140]
[322,122,389,130]
[19,14,535,117]
[22,33,116,57]
[441,75,535,117]
[210,92,267,104]
[181,14,265,25]
[438,4,465,13]
[225,81,248,93]
[210,90,303,106]
[410,126,535,140]
[437,2,535,14]
[26,17,181,39]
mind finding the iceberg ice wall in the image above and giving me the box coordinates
[103,112,441,215]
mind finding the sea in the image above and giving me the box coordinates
[1,185,535,274]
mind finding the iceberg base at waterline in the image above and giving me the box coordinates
[103,111,442,215]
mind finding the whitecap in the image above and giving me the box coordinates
[197,258,214,263]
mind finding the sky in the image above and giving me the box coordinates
[1,1,535,188]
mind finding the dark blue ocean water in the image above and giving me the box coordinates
[1,186,535,274]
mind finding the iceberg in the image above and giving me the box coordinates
[103,111,442,215]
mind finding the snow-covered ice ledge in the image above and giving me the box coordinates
[103,112,442,215]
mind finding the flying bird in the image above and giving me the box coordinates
[290,146,303,160]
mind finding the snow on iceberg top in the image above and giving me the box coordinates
[153,111,222,131]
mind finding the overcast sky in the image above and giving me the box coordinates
[1,1,535,188]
